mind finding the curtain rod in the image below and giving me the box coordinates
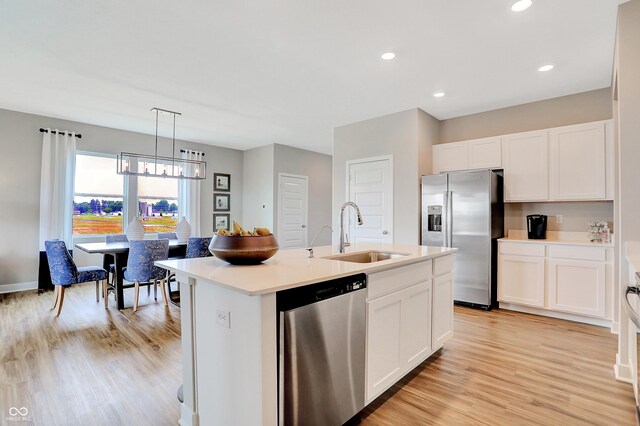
[180,149,205,156]
[39,128,82,139]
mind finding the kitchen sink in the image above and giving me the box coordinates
[324,250,409,263]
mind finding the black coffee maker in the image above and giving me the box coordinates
[527,215,547,239]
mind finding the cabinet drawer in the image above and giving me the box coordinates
[368,261,432,300]
[547,245,606,262]
[499,242,545,257]
[433,255,454,277]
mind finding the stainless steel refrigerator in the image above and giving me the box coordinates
[421,170,503,309]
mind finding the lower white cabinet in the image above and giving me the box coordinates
[498,254,545,308]
[547,258,606,317]
[432,273,453,350]
[366,280,432,401]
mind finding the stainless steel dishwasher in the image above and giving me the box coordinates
[277,273,367,426]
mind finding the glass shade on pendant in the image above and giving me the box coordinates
[117,152,206,181]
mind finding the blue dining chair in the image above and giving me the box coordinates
[45,240,109,316]
[166,237,212,306]
[124,239,169,312]
[157,232,177,240]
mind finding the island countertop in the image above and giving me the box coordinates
[155,243,456,296]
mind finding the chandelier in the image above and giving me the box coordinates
[117,108,206,180]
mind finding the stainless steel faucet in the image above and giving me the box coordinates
[306,225,333,258]
[339,201,364,253]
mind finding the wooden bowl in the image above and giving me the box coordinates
[208,234,279,265]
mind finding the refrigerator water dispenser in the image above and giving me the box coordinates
[427,205,443,232]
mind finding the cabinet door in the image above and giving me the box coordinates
[502,130,549,201]
[432,273,453,350]
[498,254,545,307]
[433,142,469,174]
[403,281,432,369]
[366,290,404,401]
[468,137,502,169]
[549,122,606,200]
[547,258,606,317]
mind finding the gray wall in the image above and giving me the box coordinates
[242,144,275,231]
[439,88,613,144]
[273,144,333,246]
[438,88,614,234]
[333,108,439,245]
[0,107,243,287]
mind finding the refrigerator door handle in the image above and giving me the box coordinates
[447,190,453,248]
[443,190,449,248]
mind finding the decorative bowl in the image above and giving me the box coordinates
[208,234,279,265]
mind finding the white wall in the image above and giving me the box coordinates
[242,145,275,231]
[0,107,243,288]
[332,108,439,245]
[273,144,332,246]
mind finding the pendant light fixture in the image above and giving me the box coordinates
[117,108,206,180]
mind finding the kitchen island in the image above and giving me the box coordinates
[156,243,456,426]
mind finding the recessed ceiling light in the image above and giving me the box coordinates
[433,92,446,98]
[381,52,396,60]
[538,64,554,72]
[511,0,532,12]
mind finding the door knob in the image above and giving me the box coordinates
[301,224,306,228]
[382,230,389,235]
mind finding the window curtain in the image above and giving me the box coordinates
[38,130,77,249]
[178,151,202,236]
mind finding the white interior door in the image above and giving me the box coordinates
[277,173,308,249]
[347,157,393,244]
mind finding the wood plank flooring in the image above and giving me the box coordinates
[1,285,636,425]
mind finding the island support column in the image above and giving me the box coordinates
[178,272,278,426]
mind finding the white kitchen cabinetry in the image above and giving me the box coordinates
[433,142,468,174]
[432,272,453,350]
[502,130,549,201]
[498,254,545,307]
[547,258,606,317]
[549,121,606,200]
[498,240,612,325]
[468,137,502,170]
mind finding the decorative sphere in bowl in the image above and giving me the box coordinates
[208,234,279,265]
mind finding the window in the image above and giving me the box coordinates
[73,153,125,235]
[138,175,179,233]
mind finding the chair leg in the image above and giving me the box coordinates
[133,282,140,312]
[147,284,151,296]
[159,279,168,307]
[95,280,100,303]
[50,286,59,310]
[55,286,66,317]
[103,279,109,309]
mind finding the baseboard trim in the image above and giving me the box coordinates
[0,281,38,294]
[615,353,633,383]
[611,321,620,335]
[499,302,612,329]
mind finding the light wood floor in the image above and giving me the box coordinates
[1,285,636,425]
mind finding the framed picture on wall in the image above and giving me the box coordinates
[214,214,231,231]
[214,193,230,212]
[214,173,231,192]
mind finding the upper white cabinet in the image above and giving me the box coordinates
[502,130,549,201]
[431,120,614,202]
[549,122,606,200]
[433,141,468,174]
[468,137,502,170]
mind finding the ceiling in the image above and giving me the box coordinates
[0,0,622,155]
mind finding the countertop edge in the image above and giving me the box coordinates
[156,247,457,296]
[498,237,614,248]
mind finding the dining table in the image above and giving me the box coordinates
[75,240,187,310]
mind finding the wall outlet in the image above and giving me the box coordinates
[555,215,563,224]
[216,309,231,329]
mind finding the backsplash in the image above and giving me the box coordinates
[505,201,614,233]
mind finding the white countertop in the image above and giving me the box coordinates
[626,241,640,273]
[156,243,456,296]
[499,230,614,248]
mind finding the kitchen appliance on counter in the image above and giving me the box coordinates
[527,214,548,239]
[421,170,503,309]
[277,274,367,426]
